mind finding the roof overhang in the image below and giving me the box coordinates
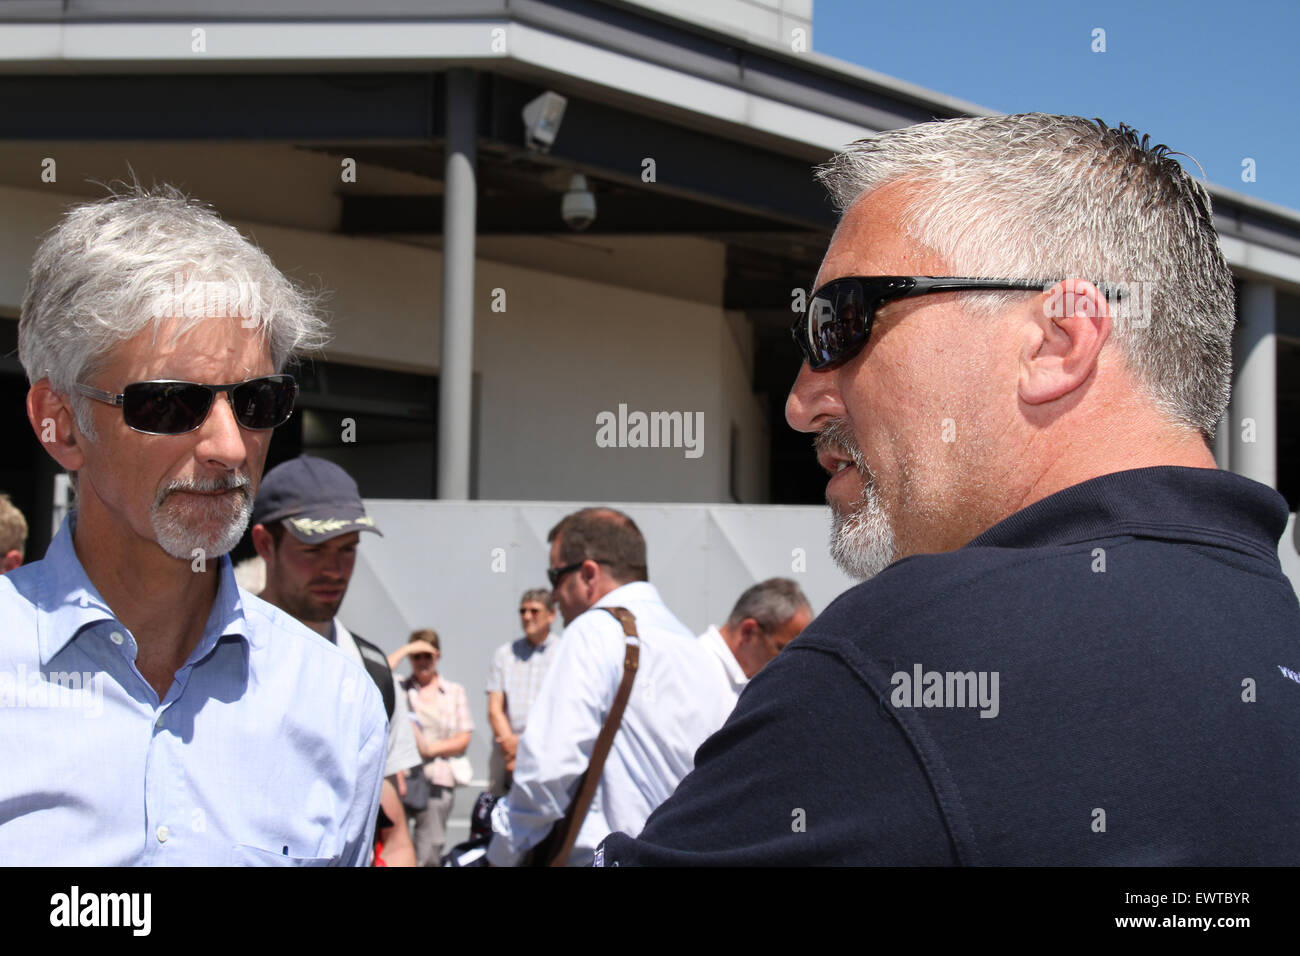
[2,0,1298,286]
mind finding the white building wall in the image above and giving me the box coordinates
[0,185,50,314]
[470,246,732,502]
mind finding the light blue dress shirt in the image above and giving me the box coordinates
[0,514,387,866]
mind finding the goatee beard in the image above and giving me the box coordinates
[816,419,897,580]
[152,473,253,561]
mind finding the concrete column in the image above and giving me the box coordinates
[438,69,477,500]
[1228,280,1277,487]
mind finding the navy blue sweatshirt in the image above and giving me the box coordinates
[597,466,1300,865]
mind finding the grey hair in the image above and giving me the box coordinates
[815,114,1234,441]
[725,577,812,632]
[520,587,555,610]
[19,183,328,439]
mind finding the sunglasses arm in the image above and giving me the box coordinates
[71,384,125,407]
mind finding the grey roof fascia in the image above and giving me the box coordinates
[5,0,1299,235]
[1214,201,1300,264]
[507,0,992,127]
[583,0,994,118]
[3,0,992,128]
[1207,181,1300,232]
[0,0,512,20]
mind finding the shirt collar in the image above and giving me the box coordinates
[331,617,347,647]
[967,466,1288,561]
[594,580,659,609]
[35,515,115,664]
[703,625,748,688]
[35,512,253,665]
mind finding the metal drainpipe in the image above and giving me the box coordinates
[438,68,477,500]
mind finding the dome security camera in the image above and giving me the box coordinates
[561,174,596,231]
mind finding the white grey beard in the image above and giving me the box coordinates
[817,417,897,581]
[152,476,252,561]
[829,473,896,580]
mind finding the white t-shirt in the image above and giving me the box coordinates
[333,619,423,778]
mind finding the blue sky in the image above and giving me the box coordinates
[814,0,1300,214]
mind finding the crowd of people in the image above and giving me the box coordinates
[229,456,812,866]
[3,112,1299,865]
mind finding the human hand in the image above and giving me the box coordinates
[496,732,519,761]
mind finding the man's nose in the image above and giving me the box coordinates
[194,392,247,470]
[785,361,845,433]
[320,550,349,577]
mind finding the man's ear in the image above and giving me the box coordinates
[736,618,763,645]
[250,523,275,563]
[579,558,603,589]
[1019,279,1112,406]
[27,380,87,472]
[1,549,21,573]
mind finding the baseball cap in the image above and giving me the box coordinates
[252,455,383,543]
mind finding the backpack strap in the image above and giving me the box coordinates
[351,632,397,723]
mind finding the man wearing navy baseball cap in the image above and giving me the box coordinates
[252,454,422,866]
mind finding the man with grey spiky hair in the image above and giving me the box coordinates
[0,186,387,865]
[599,115,1300,866]
[699,577,813,713]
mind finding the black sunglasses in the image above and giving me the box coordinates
[547,559,611,588]
[791,276,1123,371]
[74,374,298,436]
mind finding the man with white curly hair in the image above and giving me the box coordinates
[0,185,387,865]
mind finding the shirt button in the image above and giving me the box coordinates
[110,631,125,645]
[156,825,170,843]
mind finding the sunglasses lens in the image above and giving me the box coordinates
[547,563,576,588]
[232,377,296,430]
[803,280,868,370]
[119,377,296,434]
[122,382,213,434]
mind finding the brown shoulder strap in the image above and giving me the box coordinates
[546,606,640,866]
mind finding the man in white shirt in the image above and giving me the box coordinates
[251,455,423,865]
[487,507,729,866]
[700,577,813,713]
